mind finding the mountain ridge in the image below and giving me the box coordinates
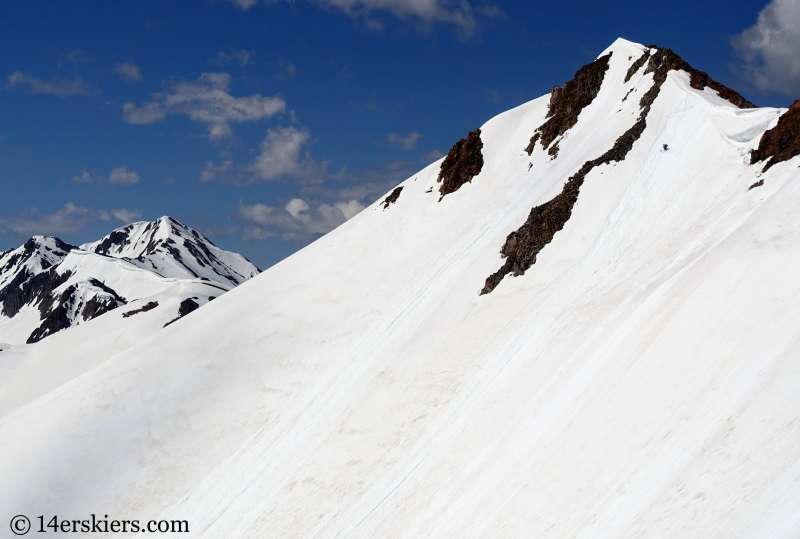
[0,216,258,344]
[2,38,799,537]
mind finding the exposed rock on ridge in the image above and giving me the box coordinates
[437,129,484,197]
[751,99,800,172]
[164,298,201,327]
[482,46,727,295]
[625,50,651,83]
[637,47,756,109]
[525,53,612,156]
[122,301,159,318]
[382,186,403,209]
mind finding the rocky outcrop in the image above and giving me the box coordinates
[382,186,404,209]
[79,279,126,321]
[640,47,756,109]
[94,228,132,255]
[751,100,800,172]
[437,129,484,197]
[497,47,756,294]
[1,268,72,318]
[482,47,703,295]
[625,50,651,83]
[164,298,201,327]
[525,53,612,156]
[81,295,120,322]
[27,284,77,344]
[122,301,159,318]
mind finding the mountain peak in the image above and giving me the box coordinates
[0,216,259,345]
[81,216,259,285]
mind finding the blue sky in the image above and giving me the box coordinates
[1,0,797,269]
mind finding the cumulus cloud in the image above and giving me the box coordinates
[114,62,143,81]
[224,0,503,34]
[108,166,140,185]
[731,0,800,96]
[201,125,326,184]
[122,72,285,141]
[319,0,478,32]
[209,49,255,67]
[237,197,365,239]
[0,203,111,237]
[0,203,143,237]
[5,72,99,97]
[72,171,94,183]
[251,126,326,181]
[110,208,143,223]
[234,159,414,239]
[71,166,140,185]
[387,131,421,150]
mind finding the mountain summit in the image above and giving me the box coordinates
[3,39,800,537]
[0,216,258,345]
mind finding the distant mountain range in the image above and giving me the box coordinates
[0,216,259,344]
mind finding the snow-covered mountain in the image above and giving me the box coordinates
[3,39,800,537]
[0,216,258,345]
[80,216,258,285]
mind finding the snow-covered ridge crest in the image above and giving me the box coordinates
[0,216,259,344]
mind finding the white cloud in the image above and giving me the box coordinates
[109,166,140,185]
[321,0,478,32]
[209,50,255,67]
[72,171,94,183]
[200,160,237,184]
[198,225,237,237]
[387,131,421,150]
[60,49,91,65]
[731,0,800,96]
[233,159,412,239]
[251,126,326,181]
[335,199,365,219]
[71,166,140,185]
[420,148,445,163]
[285,197,310,218]
[122,72,285,141]
[236,197,365,239]
[114,62,143,81]
[226,0,492,33]
[295,160,415,208]
[5,72,98,97]
[110,208,142,223]
[0,203,111,237]
[201,125,326,185]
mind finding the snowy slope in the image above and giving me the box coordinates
[2,39,800,538]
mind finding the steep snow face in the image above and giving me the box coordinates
[0,217,257,345]
[81,216,259,285]
[3,39,800,538]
